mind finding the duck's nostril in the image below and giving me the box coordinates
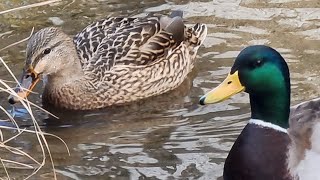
[199,96,206,105]
[8,96,17,104]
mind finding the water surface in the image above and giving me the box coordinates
[1,0,320,179]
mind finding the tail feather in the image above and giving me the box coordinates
[185,23,207,49]
[160,11,207,49]
[160,11,185,45]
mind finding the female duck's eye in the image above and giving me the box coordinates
[43,48,51,55]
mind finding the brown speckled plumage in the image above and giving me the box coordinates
[287,99,320,179]
[18,12,207,110]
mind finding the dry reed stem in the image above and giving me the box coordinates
[0,68,69,179]
[0,157,10,179]
[0,80,58,119]
[0,51,67,179]
[1,159,34,169]
[0,144,40,166]
[0,57,58,119]
[0,106,19,130]
[0,0,62,15]
[0,126,70,155]
[0,28,34,52]
[0,1,70,178]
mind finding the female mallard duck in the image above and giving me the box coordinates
[199,45,320,180]
[288,100,320,180]
[8,11,207,110]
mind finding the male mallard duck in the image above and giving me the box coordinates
[8,11,207,110]
[199,45,320,180]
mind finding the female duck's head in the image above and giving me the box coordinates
[8,27,80,104]
[200,45,290,128]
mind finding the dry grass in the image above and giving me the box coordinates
[0,56,70,179]
[0,0,68,179]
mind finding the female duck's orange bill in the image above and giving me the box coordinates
[8,68,40,104]
[199,71,245,105]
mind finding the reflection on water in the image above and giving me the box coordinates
[1,0,320,179]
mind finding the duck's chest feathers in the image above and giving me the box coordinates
[42,78,105,110]
[224,119,292,180]
[43,80,86,109]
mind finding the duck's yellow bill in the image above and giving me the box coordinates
[199,71,245,105]
[8,66,40,104]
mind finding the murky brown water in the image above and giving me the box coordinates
[1,0,320,179]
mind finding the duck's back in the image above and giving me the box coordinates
[73,13,186,72]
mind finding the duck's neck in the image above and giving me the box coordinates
[250,88,290,129]
[49,61,84,83]
[47,42,84,85]
[43,44,87,107]
[43,66,92,110]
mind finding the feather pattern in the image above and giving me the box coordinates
[74,16,179,70]
[14,12,207,110]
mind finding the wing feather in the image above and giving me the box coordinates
[73,15,183,74]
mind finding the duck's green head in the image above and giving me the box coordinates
[200,45,290,128]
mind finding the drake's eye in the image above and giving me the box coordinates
[252,59,263,68]
[43,48,51,55]
[256,60,262,66]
